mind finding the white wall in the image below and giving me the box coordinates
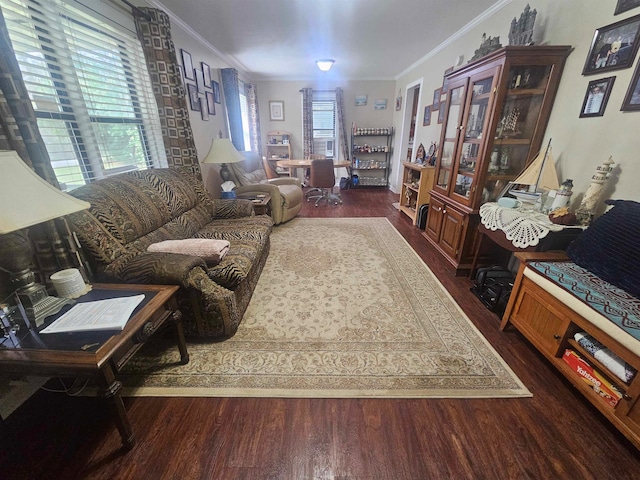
[394,0,640,209]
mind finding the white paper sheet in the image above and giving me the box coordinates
[40,294,145,334]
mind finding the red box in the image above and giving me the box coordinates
[562,350,622,408]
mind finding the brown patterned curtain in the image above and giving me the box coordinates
[301,88,314,158]
[246,83,262,157]
[0,8,78,296]
[134,8,198,167]
[336,87,349,161]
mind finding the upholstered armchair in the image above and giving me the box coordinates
[228,152,303,224]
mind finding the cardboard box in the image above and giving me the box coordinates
[562,349,622,408]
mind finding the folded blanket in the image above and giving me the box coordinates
[575,332,637,384]
[148,239,230,265]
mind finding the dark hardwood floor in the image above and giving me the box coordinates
[1,188,639,479]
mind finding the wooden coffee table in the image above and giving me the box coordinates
[0,283,188,449]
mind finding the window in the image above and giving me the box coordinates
[312,91,337,158]
[2,0,166,190]
[239,81,251,151]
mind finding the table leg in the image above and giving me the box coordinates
[98,365,135,449]
[469,231,488,280]
[171,310,190,365]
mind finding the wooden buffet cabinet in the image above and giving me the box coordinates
[423,46,571,274]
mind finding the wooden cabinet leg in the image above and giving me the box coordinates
[98,366,135,449]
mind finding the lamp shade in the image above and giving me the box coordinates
[202,138,244,165]
[0,150,90,234]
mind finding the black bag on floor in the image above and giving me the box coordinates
[470,266,514,316]
[340,176,351,189]
[416,204,429,229]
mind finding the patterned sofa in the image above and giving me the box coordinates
[67,166,273,338]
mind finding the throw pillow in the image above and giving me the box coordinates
[148,239,230,265]
[566,199,640,298]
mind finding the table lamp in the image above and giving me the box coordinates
[0,150,90,327]
[202,137,244,183]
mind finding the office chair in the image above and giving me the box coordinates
[307,158,342,206]
[305,153,326,197]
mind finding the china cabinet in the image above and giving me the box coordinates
[423,45,571,274]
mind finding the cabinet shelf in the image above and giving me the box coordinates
[567,339,630,392]
[507,87,545,96]
[399,162,435,225]
[351,126,393,188]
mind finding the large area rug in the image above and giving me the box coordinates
[121,217,530,398]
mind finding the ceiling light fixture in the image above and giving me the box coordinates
[316,59,335,72]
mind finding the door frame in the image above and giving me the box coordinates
[391,78,423,194]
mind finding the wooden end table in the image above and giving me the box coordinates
[237,193,271,216]
[0,283,188,449]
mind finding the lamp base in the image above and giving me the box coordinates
[16,282,74,329]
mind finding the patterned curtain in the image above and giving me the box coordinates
[336,87,349,161]
[221,68,245,151]
[134,8,198,167]
[0,8,78,296]
[301,88,314,158]
[246,83,262,157]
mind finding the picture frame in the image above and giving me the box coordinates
[432,88,441,110]
[582,15,640,75]
[615,0,640,15]
[212,80,221,103]
[195,68,206,93]
[437,102,446,124]
[579,76,616,117]
[442,66,454,94]
[621,60,640,110]
[374,98,387,110]
[206,91,216,115]
[201,62,211,87]
[181,49,194,80]
[355,94,368,106]
[187,84,200,111]
[423,105,431,126]
[395,95,402,111]
[269,100,285,121]
[200,97,209,121]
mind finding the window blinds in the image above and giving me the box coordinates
[312,90,336,157]
[1,0,166,190]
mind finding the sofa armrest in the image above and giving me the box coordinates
[101,251,207,286]
[235,183,280,197]
[267,177,302,187]
[210,198,254,218]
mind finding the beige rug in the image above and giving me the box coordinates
[121,217,530,398]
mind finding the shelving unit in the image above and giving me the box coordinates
[350,126,393,187]
[265,130,292,176]
[423,45,572,274]
[399,162,435,224]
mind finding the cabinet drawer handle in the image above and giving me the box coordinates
[553,334,561,340]
[623,393,632,401]
[434,206,442,212]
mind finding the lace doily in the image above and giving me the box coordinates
[480,202,564,249]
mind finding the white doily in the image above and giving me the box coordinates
[480,202,564,249]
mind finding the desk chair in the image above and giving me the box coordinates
[307,158,342,206]
[305,153,326,197]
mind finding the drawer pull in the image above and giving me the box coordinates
[623,393,632,401]
[553,334,561,340]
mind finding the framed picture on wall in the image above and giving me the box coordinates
[181,49,194,80]
[202,62,212,87]
[432,88,441,110]
[423,105,431,126]
[200,97,209,120]
[615,0,640,15]
[579,76,615,117]
[437,102,446,124]
[212,80,221,103]
[622,61,640,110]
[195,68,206,93]
[582,15,640,75]
[269,100,285,121]
[374,99,387,110]
[187,84,200,111]
[206,91,216,115]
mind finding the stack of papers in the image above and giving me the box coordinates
[40,294,145,334]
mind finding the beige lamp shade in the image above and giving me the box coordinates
[202,138,244,165]
[0,150,90,234]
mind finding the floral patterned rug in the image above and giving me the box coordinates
[120,218,530,398]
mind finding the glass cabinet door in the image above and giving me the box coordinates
[450,68,499,206]
[435,82,466,194]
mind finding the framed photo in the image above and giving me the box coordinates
[442,66,454,94]
[181,49,194,80]
[437,102,446,124]
[195,68,205,93]
[580,77,616,117]
[615,0,640,15]
[201,62,211,87]
[432,88,441,110]
[355,94,368,106]
[395,95,402,111]
[269,100,284,121]
[622,61,640,110]
[200,97,209,121]
[582,15,640,75]
[206,91,216,115]
[212,80,221,103]
[187,84,200,111]
[374,98,387,110]
[423,105,431,126]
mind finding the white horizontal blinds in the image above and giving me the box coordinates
[1,0,166,190]
[312,90,336,158]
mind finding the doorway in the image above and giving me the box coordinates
[391,80,423,193]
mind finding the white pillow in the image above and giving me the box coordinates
[147,239,230,265]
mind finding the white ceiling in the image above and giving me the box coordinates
[152,0,500,81]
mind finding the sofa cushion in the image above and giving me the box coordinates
[566,200,640,298]
[147,239,230,265]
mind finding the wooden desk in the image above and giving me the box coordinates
[276,159,350,178]
[0,283,188,450]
